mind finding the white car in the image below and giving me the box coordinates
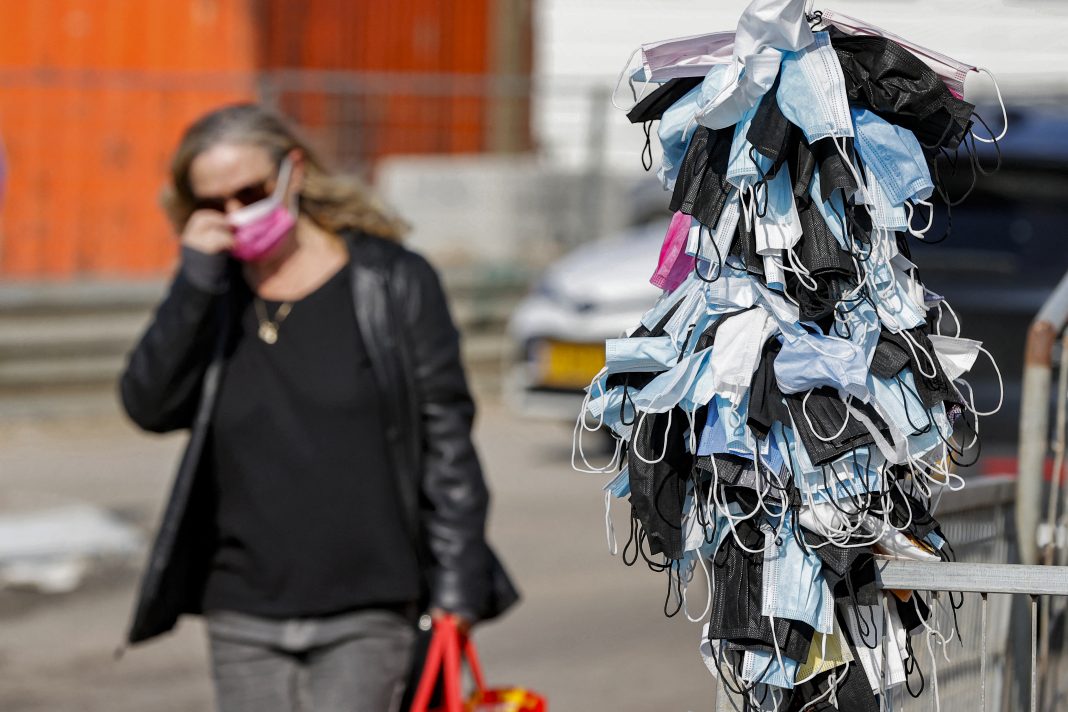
[505,219,670,420]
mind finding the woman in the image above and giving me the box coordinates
[120,104,517,711]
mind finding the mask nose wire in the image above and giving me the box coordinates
[969,68,1008,143]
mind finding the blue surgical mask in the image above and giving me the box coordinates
[840,298,881,367]
[852,107,934,206]
[762,513,835,635]
[862,163,908,231]
[774,331,871,402]
[632,347,712,414]
[640,270,700,332]
[698,393,753,458]
[604,466,631,498]
[656,84,705,190]
[867,256,928,332]
[776,32,853,143]
[741,648,799,690]
[585,379,636,439]
[867,370,940,457]
[604,336,678,375]
[726,103,774,189]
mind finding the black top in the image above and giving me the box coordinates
[201,263,421,618]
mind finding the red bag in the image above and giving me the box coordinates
[409,617,547,712]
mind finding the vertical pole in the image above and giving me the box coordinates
[981,592,989,712]
[1032,595,1039,712]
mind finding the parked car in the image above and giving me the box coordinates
[505,105,1068,450]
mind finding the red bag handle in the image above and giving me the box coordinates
[409,617,487,712]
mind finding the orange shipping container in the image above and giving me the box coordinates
[0,0,258,278]
[0,0,529,279]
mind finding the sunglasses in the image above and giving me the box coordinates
[191,175,275,214]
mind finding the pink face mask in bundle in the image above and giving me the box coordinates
[650,211,696,293]
[228,156,297,262]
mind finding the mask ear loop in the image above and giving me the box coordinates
[714,480,775,555]
[905,200,936,238]
[967,345,1004,417]
[800,390,854,442]
[952,378,983,451]
[798,664,851,712]
[610,46,646,112]
[931,144,978,209]
[571,375,624,474]
[693,223,724,283]
[641,121,654,172]
[604,489,619,556]
[682,551,713,622]
[934,300,960,338]
[747,147,771,218]
[894,374,934,436]
[630,409,673,465]
[969,68,1008,143]
[900,330,940,380]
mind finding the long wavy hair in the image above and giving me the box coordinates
[163,103,408,241]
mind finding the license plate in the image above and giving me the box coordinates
[536,340,605,389]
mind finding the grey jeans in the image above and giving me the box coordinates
[205,608,417,712]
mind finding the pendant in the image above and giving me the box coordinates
[258,322,279,344]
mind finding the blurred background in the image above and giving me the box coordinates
[0,1,1066,710]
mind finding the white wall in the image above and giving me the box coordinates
[533,0,1068,172]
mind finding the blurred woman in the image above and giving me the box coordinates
[120,104,516,712]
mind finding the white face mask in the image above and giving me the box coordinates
[927,334,982,382]
[692,0,815,130]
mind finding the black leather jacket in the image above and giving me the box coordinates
[120,231,518,644]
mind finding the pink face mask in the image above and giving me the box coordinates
[650,211,695,293]
[228,157,297,262]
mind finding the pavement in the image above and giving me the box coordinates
[0,388,719,712]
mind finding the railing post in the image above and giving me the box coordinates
[1018,270,1068,564]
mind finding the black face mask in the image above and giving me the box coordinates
[787,206,858,325]
[783,387,890,465]
[626,77,703,124]
[669,125,736,230]
[748,338,790,440]
[708,509,815,663]
[746,72,802,182]
[627,406,693,560]
[812,136,858,202]
[828,28,974,151]
[870,330,911,380]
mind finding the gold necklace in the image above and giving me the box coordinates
[254,298,293,344]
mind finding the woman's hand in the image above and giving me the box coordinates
[181,209,235,255]
[430,608,472,637]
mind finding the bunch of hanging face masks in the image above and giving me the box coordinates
[581,3,1007,710]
